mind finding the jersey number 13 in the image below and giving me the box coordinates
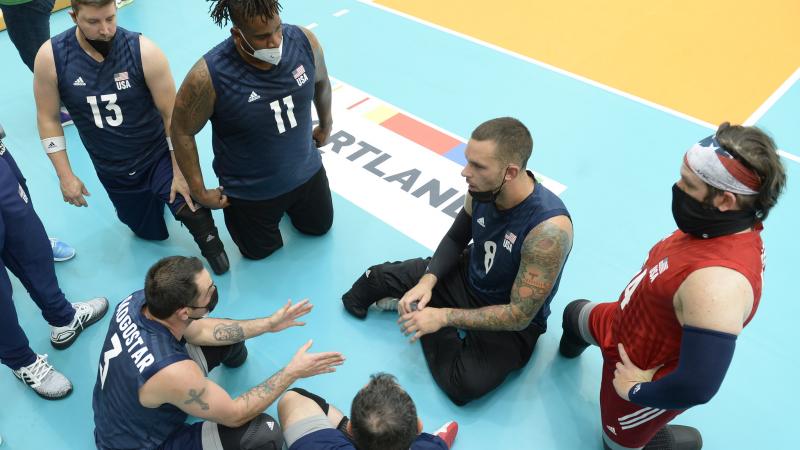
[87,94,124,128]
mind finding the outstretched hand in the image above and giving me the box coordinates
[269,299,313,333]
[286,340,345,379]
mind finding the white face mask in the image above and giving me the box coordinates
[238,29,283,65]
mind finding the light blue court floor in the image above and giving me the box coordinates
[0,0,798,448]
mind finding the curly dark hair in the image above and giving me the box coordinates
[207,0,282,27]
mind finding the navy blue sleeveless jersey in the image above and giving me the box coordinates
[51,26,167,176]
[204,24,321,200]
[467,174,570,329]
[92,291,192,450]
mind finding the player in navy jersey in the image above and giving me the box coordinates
[342,118,574,405]
[171,0,334,261]
[278,373,458,450]
[32,0,230,274]
[92,256,345,450]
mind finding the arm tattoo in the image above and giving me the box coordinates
[172,58,215,136]
[239,369,286,410]
[184,388,210,410]
[446,219,571,331]
[213,323,245,343]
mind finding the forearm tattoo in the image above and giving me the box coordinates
[213,323,245,343]
[172,59,214,136]
[184,388,210,410]
[239,369,286,410]
[446,220,571,331]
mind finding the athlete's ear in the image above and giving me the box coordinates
[714,191,738,212]
[177,306,190,321]
[69,8,78,24]
[505,164,520,180]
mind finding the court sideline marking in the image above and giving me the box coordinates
[355,0,800,163]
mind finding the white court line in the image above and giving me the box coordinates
[333,9,350,17]
[356,0,716,130]
[356,1,800,165]
[744,67,800,126]
[778,150,800,164]
[306,22,319,29]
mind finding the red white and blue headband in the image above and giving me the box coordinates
[684,135,761,195]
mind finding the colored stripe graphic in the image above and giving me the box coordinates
[380,113,462,155]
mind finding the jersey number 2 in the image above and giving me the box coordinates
[87,94,123,129]
[99,333,122,390]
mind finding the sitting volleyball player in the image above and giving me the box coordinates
[92,256,345,449]
[33,0,230,274]
[342,117,573,405]
[559,123,786,449]
[278,373,458,450]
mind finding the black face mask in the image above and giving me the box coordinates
[187,286,218,320]
[80,27,115,57]
[469,167,508,204]
[671,184,758,239]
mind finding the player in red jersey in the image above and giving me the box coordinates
[559,123,786,450]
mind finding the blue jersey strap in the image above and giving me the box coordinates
[628,325,737,410]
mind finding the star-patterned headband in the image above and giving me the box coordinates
[684,135,761,195]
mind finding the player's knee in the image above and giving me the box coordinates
[293,216,332,236]
[219,413,283,450]
[131,226,169,241]
[239,242,282,260]
[442,371,493,406]
[277,391,301,421]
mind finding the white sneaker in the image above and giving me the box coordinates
[12,354,73,400]
[51,297,109,349]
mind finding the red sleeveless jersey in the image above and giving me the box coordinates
[606,225,765,379]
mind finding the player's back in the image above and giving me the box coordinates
[92,291,191,450]
[610,227,765,377]
[51,26,166,176]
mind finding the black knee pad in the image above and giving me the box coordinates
[176,206,229,274]
[559,299,591,358]
[219,413,283,450]
[222,342,248,368]
[176,206,220,249]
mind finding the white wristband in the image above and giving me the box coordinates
[166,136,174,152]
[42,136,66,154]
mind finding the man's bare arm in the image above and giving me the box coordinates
[34,40,92,206]
[301,27,332,134]
[444,216,573,331]
[140,35,176,137]
[170,58,215,197]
